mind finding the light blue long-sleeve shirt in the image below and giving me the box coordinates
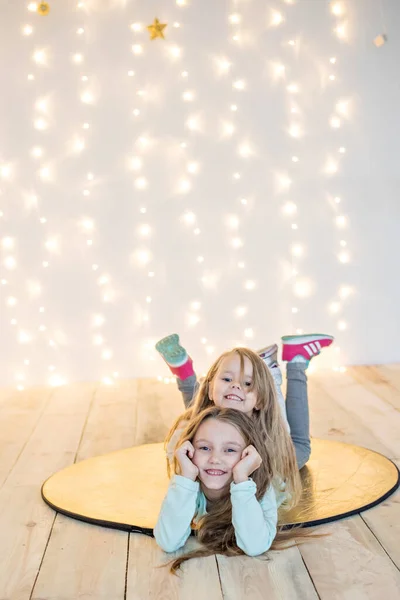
[154,474,287,557]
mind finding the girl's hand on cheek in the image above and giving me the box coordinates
[175,441,199,481]
[233,445,262,484]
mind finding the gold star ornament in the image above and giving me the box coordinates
[37,2,50,15]
[147,18,167,40]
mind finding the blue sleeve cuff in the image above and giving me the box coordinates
[172,474,200,492]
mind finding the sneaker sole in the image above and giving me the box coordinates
[281,334,334,344]
[155,334,187,365]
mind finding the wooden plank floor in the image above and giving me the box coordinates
[0,366,399,600]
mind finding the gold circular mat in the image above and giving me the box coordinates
[42,439,399,532]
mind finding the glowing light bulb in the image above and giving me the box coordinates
[81,91,94,104]
[182,212,196,225]
[2,237,15,249]
[93,314,105,327]
[338,251,350,263]
[325,160,338,174]
[39,166,52,180]
[235,306,247,317]
[34,118,48,130]
[182,90,195,101]
[291,244,304,257]
[339,286,353,299]
[169,46,182,59]
[233,79,246,90]
[130,23,142,32]
[273,63,285,78]
[187,162,199,174]
[130,157,142,171]
[132,44,143,55]
[336,101,349,116]
[73,53,84,64]
[287,83,299,93]
[283,202,297,215]
[338,320,347,331]
[229,13,241,24]
[1,165,12,179]
[330,57,337,64]
[18,330,32,344]
[187,313,200,327]
[33,49,47,65]
[335,24,346,39]
[329,302,341,314]
[73,138,85,152]
[335,215,347,227]
[45,237,60,253]
[79,218,94,232]
[138,224,151,237]
[231,104,238,112]
[289,124,301,138]
[271,11,284,26]
[135,177,148,189]
[23,25,33,36]
[178,179,191,193]
[293,278,314,298]
[226,215,239,229]
[31,147,43,158]
[222,121,235,136]
[244,280,256,291]
[277,174,291,190]
[232,237,243,248]
[331,2,344,16]
[238,143,253,158]
[186,115,201,131]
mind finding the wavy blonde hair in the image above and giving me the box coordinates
[165,347,301,507]
[167,406,323,574]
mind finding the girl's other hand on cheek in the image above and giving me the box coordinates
[233,445,262,484]
[175,441,199,481]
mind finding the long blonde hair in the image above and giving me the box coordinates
[167,406,322,574]
[165,347,302,508]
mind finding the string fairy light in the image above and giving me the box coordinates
[0,0,360,388]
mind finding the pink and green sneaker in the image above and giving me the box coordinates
[155,334,195,380]
[282,334,334,365]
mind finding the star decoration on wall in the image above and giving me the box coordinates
[147,18,167,40]
[37,2,50,15]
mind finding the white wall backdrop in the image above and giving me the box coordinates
[1,0,399,388]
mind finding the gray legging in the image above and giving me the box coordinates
[177,362,311,470]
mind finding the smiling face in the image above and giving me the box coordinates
[192,417,246,499]
[208,353,259,416]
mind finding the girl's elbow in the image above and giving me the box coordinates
[155,535,181,554]
[238,538,273,557]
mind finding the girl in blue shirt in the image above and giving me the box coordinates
[155,406,297,573]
